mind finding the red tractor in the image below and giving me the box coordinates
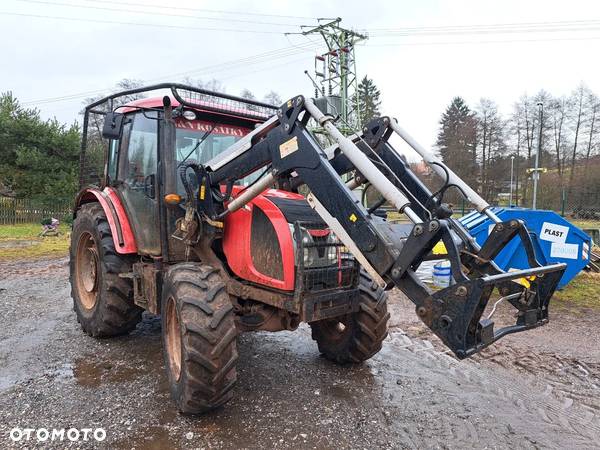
[71,84,565,414]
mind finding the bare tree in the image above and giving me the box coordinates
[181,77,225,93]
[80,78,146,163]
[263,91,283,107]
[513,91,552,204]
[239,89,258,111]
[240,89,256,100]
[582,92,600,185]
[567,84,589,194]
[517,95,536,203]
[548,96,569,185]
[533,90,553,168]
[508,101,528,205]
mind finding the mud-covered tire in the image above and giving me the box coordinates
[69,203,142,337]
[161,263,238,415]
[310,270,390,363]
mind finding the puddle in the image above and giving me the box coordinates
[71,358,145,387]
[326,384,354,400]
[114,425,178,450]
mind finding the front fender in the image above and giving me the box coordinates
[74,187,137,254]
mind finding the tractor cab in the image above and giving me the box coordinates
[85,90,275,257]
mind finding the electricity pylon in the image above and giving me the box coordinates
[301,18,367,134]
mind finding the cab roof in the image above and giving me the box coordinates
[84,83,278,123]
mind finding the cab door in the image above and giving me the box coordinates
[117,112,161,255]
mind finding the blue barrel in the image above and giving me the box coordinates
[459,207,591,289]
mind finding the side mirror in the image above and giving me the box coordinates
[102,112,125,139]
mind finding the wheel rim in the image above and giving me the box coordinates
[319,316,351,343]
[75,231,99,310]
[165,297,182,382]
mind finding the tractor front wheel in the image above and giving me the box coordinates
[70,203,142,337]
[310,270,390,363]
[161,263,238,415]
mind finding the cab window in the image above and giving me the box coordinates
[123,113,158,185]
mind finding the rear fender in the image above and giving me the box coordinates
[74,187,137,254]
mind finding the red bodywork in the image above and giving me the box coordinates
[76,183,306,289]
[75,187,137,254]
[77,97,304,290]
[222,187,303,292]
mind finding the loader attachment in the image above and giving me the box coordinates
[198,94,567,359]
[387,217,565,358]
[424,262,564,358]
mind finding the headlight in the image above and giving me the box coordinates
[289,224,315,266]
[182,110,197,120]
[289,224,342,267]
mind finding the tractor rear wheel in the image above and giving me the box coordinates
[310,270,390,363]
[70,203,142,337]
[161,263,238,415]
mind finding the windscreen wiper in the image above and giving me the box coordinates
[177,122,218,167]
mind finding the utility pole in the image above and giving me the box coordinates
[532,102,543,209]
[299,18,367,134]
[509,155,515,207]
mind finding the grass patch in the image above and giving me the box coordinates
[569,219,600,230]
[0,223,71,260]
[553,272,600,309]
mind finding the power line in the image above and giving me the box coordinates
[0,11,285,34]
[15,0,305,27]
[219,55,311,83]
[74,0,317,20]
[364,35,600,47]
[363,21,600,38]
[35,55,310,115]
[21,42,321,105]
[155,41,320,81]
[368,27,600,37]
[362,19,600,32]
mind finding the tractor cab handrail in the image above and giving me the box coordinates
[83,82,278,120]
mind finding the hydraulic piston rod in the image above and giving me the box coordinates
[304,99,423,224]
[388,119,501,223]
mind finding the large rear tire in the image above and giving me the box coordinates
[70,203,142,337]
[310,270,390,363]
[161,263,238,415]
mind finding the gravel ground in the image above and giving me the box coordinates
[1,257,599,449]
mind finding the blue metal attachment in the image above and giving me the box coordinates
[460,207,592,289]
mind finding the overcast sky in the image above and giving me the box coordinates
[2,0,599,157]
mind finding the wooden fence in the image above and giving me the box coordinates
[0,197,72,225]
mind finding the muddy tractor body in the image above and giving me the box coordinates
[70,84,566,414]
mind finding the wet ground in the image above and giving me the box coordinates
[1,257,600,449]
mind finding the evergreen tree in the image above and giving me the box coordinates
[354,76,382,126]
[436,97,478,196]
[0,92,80,201]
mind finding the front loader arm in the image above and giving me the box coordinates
[192,95,565,359]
